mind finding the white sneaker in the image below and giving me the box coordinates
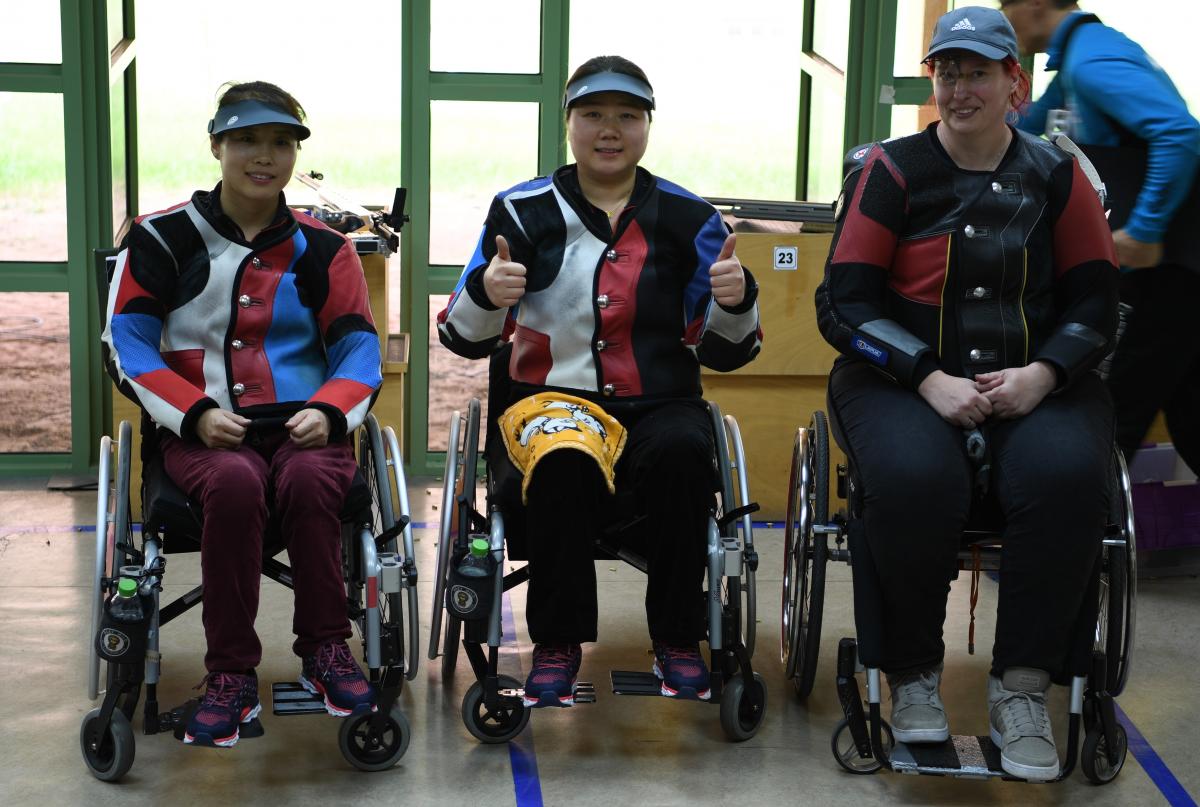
[887,664,949,743]
[988,668,1060,781]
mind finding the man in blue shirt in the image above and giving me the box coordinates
[1004,0,1200,471]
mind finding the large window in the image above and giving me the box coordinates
[569,0,805,201]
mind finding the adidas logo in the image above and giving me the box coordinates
[951,17,976,32]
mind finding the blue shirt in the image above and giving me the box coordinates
[1018,11,1200,243]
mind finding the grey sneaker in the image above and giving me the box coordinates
[887,664,949,743]
[988,668,1059,781]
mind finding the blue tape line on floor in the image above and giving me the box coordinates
[501,592,543,807]
[1116,702,1197,806]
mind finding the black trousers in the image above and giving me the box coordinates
[1109,264,1200,474]
[828,360,1113,679]
[494,399,716,645]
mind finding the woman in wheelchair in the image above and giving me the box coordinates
[437,55,762,707]
[100,81,383,746]
[814,7,1118,780]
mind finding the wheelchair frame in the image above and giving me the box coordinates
[81,413,419,780]
[780,410,1137,784]
[428,397,766,743]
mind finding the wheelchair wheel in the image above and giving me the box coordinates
[1081,722,1128,784]
[462,675,530,744]
[831,716,893,775]
[781,412,828,700]
[80,708,135,782]
[1098,449,1136,697]
[716,411,757,658]
[338,703,411,772]
[719,672,767,742]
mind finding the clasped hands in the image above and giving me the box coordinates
[917,362,1056,429]
[197,407,330,450]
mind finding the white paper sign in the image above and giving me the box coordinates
[774,245,798,271]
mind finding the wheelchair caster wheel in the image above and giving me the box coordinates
[831,716,894,775]
[462,675,529,744]
[80,708,135,782]
[1081,722,1127,784]
[339,704,411,771]
[719,672,767,741]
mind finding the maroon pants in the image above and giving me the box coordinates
[160,431,358,672]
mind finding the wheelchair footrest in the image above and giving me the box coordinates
[574,682,597,704]
[610,670,663,696]
[271,681,327,716]
[890,735,1007,779]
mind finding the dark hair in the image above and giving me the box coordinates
[1000,0,1078,7]
[212,81,306,140]
[565,55,654,121]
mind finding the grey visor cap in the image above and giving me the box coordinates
[923,6,1019,62]
[207,99,311,140]
[562,71,656,110]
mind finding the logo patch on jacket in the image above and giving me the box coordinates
[853,336,889,366]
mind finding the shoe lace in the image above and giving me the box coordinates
[891,669,940,707]
[534,645,578,670]
[195,672,243,709]
[998,691,1051,738]
[659,644,702,663]
[318,642,360,681]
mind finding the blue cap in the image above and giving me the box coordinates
[207,99,311,140]
[562,70,655,110]
[924,6,1019,63]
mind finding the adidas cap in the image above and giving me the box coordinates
[924,6,1019,63]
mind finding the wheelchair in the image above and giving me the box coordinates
[780,410,1137,785]
[427,345,764,743]
[80,410,419,781]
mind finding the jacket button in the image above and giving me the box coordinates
[232,339,245,350]
[964,225,976,238]
[596,340,607,351]
[251,256,263,268]
[969,349,982,361]
[238,294,252,308]
[602,383,615,396]
[972,287,987,299]
[606,249,618,262]
[597,294,609,308]
[991,181,1003,193]
[232,383,246,396]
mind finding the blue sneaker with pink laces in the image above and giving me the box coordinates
[183,671,261,747]
[652,642,711,700]
[523,643,583,707]
[299,640,376,717]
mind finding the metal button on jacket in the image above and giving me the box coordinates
[251,256,263,268]
[597,294,609,308]
[969,349,982,361]
[605,249,618,262]
[964,225,977,238]
[991,181,1003,193]
[232,339,245,350]
[238,294,252,308]
[232,383,246,396]
[596,340,607,351]
[972,287,987,299]
[602,383,615,396]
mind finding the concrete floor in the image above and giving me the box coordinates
[1,474,1197,806]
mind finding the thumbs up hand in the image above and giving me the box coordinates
[709,233,745,308]
[483,235,527,308]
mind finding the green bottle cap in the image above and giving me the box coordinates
[470,538,490,558]
[117,577,138,597]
